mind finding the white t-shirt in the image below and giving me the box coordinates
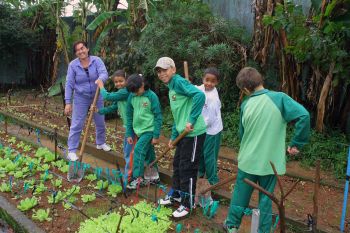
[196,84,223,135]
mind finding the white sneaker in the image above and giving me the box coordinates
[172,205,189,218]
[67,152,78,161]
[159,195,181,206]
[96,143,111,151]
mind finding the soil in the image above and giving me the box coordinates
[0,92,349,232]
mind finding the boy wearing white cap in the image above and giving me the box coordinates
[155,57,207,218]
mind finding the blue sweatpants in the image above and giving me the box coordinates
[68,94,106,152]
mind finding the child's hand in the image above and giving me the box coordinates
[95,79,104,88]
[168,140,174,149]
[127,137,133,144]
[152,138,159,145]
[185,122,193,132]
[287,146,299,156]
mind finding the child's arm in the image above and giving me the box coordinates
[280,93,311,150]
[174,78,205,127]
[98,102,118,115]
[125,95,134,142]
[100,87,129,102]
[149,92,162,144]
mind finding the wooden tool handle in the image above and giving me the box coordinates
[184,61,189,81]
[78,88,100,161]
[149,130,189,167]
[199,175,236,195]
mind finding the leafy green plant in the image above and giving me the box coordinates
[85,174,97,182]
[65,185,81,195]
[33,183,47,195]
[107,184,122,197]
[94,180,108,190]
[37,163,50,172]
[8,137,16,144]
[32,208,52,222]
[14,171,25,179]
[40,172,53,181]
[81,193,96,203]
[59,164,69,173]
[23,145,32,152]
[48,191,66,204]
[17,197,38,211]
[35,147,55,163]
[51,178,63,188]
[0,182,11,192]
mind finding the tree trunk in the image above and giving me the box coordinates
[315,62,335,132]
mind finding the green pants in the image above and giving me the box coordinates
[132,132,156,178]
[225,169,277,233]
[198,132,221,185]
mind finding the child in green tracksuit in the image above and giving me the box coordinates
[156,57,207,218]
[197,67,223,187]
[224,67,310,233]
[96,70,135,185]
[125,74,162,190]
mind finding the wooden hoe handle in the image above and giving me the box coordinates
[149,130,189,167]
[78,88,100,161]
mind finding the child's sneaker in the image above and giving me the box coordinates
[158,195,181,206]
[172,205,190,218]
[126,177,143,190]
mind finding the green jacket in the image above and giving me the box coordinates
[238,89,310,175]
[167,74,206,140]
[126,89,162,138]
[98,87,130,128]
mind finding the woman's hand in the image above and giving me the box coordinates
[64,104,72,115]
[95,79,104,89]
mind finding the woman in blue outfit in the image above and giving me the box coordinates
[64,41,111,160]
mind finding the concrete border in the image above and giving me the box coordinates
[0,195,45,233]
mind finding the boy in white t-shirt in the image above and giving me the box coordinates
[197,67,223,185]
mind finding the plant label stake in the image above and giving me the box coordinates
[144,131,188,180]
[60,83,71,128]
[340,146,350,232]
[67,88,100,183]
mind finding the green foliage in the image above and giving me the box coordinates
[263,1,350,85]
[81,193,96,203]
[287,127,349,179]
[221,109,240,150]
[107,184,122,197]
[32,208,52,222]
[17,197,38,211]
[48,191,66,204]
[85,174,97,182]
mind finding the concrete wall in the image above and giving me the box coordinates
[204,0,312,34]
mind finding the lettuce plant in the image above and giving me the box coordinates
[32,208,52,222]
[48,191,66,204]
[35,147,55,162]
[17,197,38,211]
[85,174,97,182]
[94,180,108,190]
[107,184,122,197]
[81,193,96,203]
[51,178,62,188]
[0,182,11,192]
[33,183,47,195]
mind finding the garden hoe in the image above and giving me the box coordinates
[144,131,188,180]
[196,175,236,207]
[67,88,100,183]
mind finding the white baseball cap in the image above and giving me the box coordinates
[154,57,176,70]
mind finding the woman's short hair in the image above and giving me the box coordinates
[236,67,263,92]
[73,41,88,54]
[126,74,150,93]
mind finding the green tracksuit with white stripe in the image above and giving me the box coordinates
[225,89,310,233]
[125,89,162,178]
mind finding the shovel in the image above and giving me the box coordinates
[144,131,189,180]
[67,88,100,183]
